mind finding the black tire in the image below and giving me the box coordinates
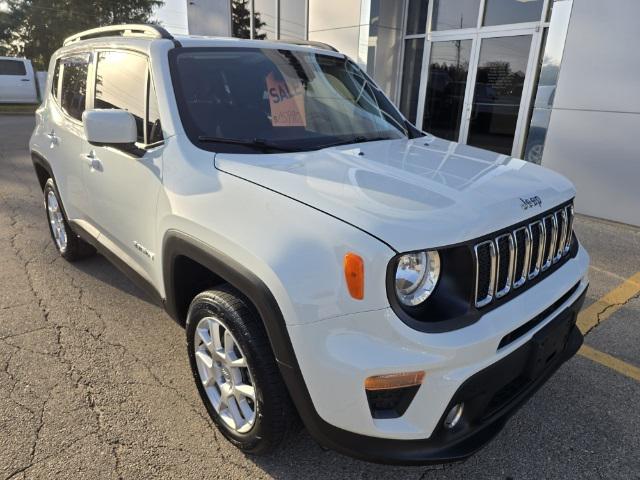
[186,286,297,454]
[44,178,95,261]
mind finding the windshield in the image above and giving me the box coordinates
[169,47,420,153]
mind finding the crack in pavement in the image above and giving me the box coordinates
[0,137,235,479]
[582,291,640,337]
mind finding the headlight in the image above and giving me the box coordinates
[395,251,440,306]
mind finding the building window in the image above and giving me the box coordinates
[399,38,424,123]
[232,0,307,41]
[466,35,533,155]
[405,0,429,35]
[422,40,472,141]
[482,0,544,26]
[432,0,481,31]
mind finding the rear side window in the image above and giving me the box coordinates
[0,59,26,76]
[60,54,90,121]
[95,51,147,143]
[51,59,61,99]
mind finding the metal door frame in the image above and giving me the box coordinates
[409,0,550,157]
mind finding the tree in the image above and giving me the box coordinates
[231,0,266,40]
[0,0,163,70]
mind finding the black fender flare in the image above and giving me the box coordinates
[162,230,340,424]
[161,230,359,451]
[162,229,299,369]
[31,151,54,191]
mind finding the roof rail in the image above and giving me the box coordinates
[273,39,339,53]
[63,24,175,46]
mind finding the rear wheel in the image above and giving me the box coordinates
[186,286,297,454]
[44,178,95,261]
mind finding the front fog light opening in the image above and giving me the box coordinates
[443,403,464,429]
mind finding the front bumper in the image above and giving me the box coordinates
[283,247,589,464]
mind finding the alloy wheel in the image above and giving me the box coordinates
[46,190,67,252]
[194,316,257,433]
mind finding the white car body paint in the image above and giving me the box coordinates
[0,56,39,104]
[29,31,590,456]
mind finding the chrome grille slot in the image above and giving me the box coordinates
[473,202,575,309]
[564,205,574,254]
[541,215,556,271]
[528,220,544,279]
[474,240,496,308]
[495,233,515,298]
[513,227,531,289]
[554,208,567,263]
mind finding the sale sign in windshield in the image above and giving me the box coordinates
[266,72,306,127]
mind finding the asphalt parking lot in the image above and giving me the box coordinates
[0,114,639,479]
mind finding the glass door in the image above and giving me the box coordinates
[421,38,474,142]
[465,33,534,155]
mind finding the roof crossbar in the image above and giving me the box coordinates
[63,24,175,46]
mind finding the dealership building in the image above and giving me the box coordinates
[156,0,640,227]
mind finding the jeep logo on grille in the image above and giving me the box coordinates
[520,196,542,210]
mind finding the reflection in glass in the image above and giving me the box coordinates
[523,108,550,163]
[524,0,572,163]
[467,35,532,155]
[483,0,544,26]
[405,0,430,35]
[60,55,90,122]
[231,0,252,39]
[253,0,277,39]
[279,0,307,40]
[432,0,481,31]
[147,78,163,144]
[422,40,472,141]
[95,51,147,142]
[399,38,425,124]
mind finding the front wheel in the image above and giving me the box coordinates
[186,286,297,454]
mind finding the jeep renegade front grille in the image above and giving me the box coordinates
[474,204,574,308]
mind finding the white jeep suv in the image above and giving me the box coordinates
[29,25,590,464]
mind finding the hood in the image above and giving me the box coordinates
[214,136,575,252]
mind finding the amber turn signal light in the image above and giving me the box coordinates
[364,371,425,391]
[344,252,364,300]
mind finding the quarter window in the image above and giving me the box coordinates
[60,54,90,121]
[94,51,148,143]
[147,76,163,144]
[51,59,61,100]
[0,59,26,76]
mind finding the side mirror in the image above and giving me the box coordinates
[83,109,137,146]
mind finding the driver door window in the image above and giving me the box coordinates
[95,51,147,143]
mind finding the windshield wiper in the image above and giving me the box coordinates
[197,136,296,152]
[316,135,396,150]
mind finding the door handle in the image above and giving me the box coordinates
[46,130,59,146]
[83,150,102,170]
[21,78,31,82]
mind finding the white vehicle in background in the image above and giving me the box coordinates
[0,56,40,103]
[29,25,590,464]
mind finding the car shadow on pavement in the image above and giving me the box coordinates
[244,429,433,479]
[71,254,157,307]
